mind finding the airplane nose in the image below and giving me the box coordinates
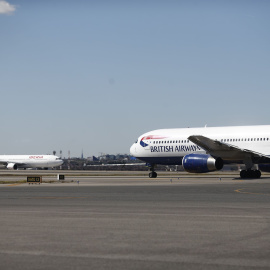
[130,144,137,156]
[57,159,64,166]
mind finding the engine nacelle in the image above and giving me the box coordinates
[182,154,223,173]
[6,163,18,170]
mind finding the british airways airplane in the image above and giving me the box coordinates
[0,155,63,170]
[130,125,270,179]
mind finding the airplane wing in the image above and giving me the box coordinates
[188,135,270,163]
[0,160,28,170]
[0,161,26,165]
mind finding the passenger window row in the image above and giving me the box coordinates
[221,138,269,142]
[150,138,270,144]
[153,140,189,144]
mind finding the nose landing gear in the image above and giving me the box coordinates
[149,171,157,178]
[148,164,157,178]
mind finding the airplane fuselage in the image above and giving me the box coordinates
[0,155,63,170]
[130,125,270,178]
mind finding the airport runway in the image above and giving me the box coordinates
[1,171,270,269]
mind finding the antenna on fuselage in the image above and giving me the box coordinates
[205,124,207,128]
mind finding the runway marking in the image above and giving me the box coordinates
[234,188,270,196]
[6,183,23,187]
[30,196,88,200]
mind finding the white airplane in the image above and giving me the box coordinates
[0,155,63,170]
[130,125,270,179]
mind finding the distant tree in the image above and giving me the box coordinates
[53,151,56,156]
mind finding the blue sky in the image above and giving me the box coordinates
[0,0,269,157]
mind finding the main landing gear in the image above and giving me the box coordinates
[149,164,157,178]
[240,159,261,179]
[240,169,261,179]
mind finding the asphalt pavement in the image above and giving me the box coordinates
[1,172,270,269]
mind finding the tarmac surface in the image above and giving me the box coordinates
[1,171,270,269]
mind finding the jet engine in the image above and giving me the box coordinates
[6,163,18,170]
[182,154,223,173]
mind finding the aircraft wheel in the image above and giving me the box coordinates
[255,170,261,178]
[149,172,157,178]
[240,169,261,179]
[240,170,247,178]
